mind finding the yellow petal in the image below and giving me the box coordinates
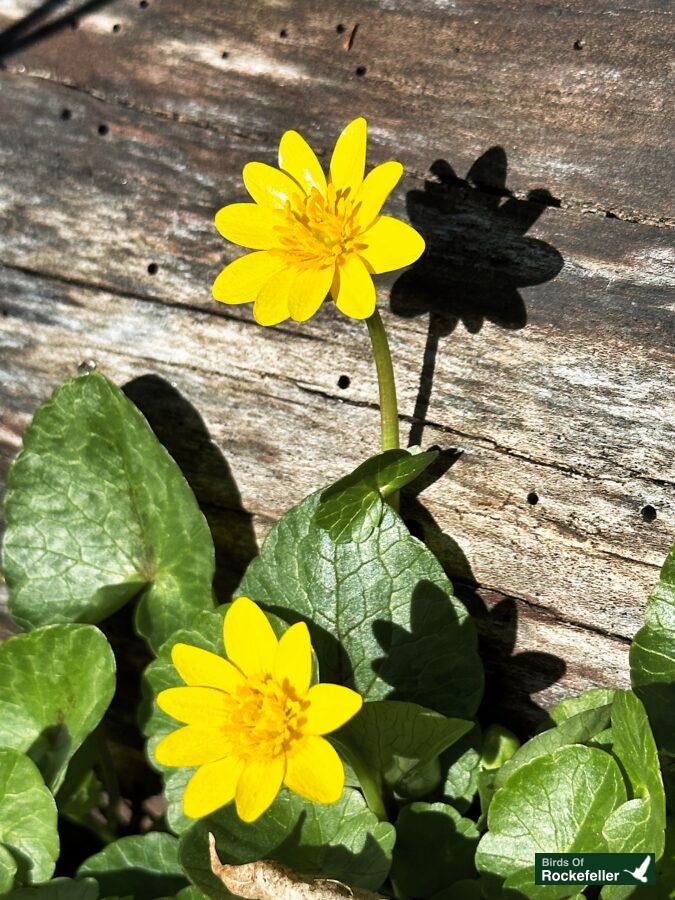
[243,162,301,209]
[156,686,232,725]
[154,725,232,767]
[223,596,278,678]
[288,265,334,322]
[329,117,367,197]
[183,756,244,819]
[253,265,295,326]
[359,216,426,274]
[235,755,285,823]
[354,161,403,229]
[171,643,245,692]
[214,203,282,250]
[303,683,363,735]
[274,622,312,696]
[278,130,327,196]
[284,735,344,804]
[212,251,285,305]
[333,255,376,319]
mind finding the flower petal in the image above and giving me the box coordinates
[288,265,334,322]
[359,215,426,274]
[157,686,232,725]
[332,254,376,319]
[303,683,363,735]
[154,725,232,767]
[354,160,403,229]
[183,756,244,819]
[243,162,302,209]
[223,596,278,678]
[284,735,344,804]
[329,117,367,197]
[171,643,245,692]
[214,203,282,250]
[212,251,285,305]
[253,265,295,326]
[274,622,312,696]
[279,130,327,196]
[235,755,285,823]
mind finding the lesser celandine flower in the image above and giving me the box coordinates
[154,597,362,823]
[212,117,425,326]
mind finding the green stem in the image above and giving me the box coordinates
[366,309,400,452]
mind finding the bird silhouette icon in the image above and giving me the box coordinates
[624,855,651,883]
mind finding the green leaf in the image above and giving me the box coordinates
[0,748,59,893]
[630,544,675,754]
[476,745,626,898]
[494,703,612,788]
[141,605,313,835]
[600,692,667,899]
[179,787,396,897]
[439,725,482,814]
[0,624,115,790]
[390,801,479,896]
[480,724,520,770]
[2,373,215,651]
[549,687,616,724]
[7,879,99,899]
[432,880,484,899]
[238,489,483,717]
[333,700,473,804]
[313,448,438,544]
[77,833,188,899]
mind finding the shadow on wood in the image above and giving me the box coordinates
[0,0,116,61]
[123,375,258,603]
[401,449,566,732]
[390,146,564,448]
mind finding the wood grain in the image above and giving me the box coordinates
[0,0,673,727]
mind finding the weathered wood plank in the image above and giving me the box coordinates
[0,266,637,728]
[0,266,670,643]
[0,0,672,221]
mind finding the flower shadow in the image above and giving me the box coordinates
[390,146,564,446]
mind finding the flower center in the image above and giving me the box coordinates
[223,675,309,760]
[275,185,364,266]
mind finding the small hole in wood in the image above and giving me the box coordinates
[279,28,288,38]
[573,38,585,50]
[336,23,346,34]
[112,23,121,32]
[98,123,109,136]
[139,0,149,7]
[641,504,657,523]
[221,50,229,59]
[527,491,539,505]
[60,108,72,120]
[147,263,159,275]
[355,65,367,76]
[70,17,78,28]
[337,375,350,389]
[77,359,97,374]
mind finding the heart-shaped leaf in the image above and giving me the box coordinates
[77,833,188,899]
[600,691,666,899]
[476,745,626,898]
[0,624,115,790]
[2,373,215,651]
[391,802,479,896]
[179,787,395,898]
[0,749,59,893]
[630,543,675,754]
[334,700,473,804]
[313,448,438,544]
[494,703,612,789]
[238,489,483,717]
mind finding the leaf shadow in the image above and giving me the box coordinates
[123,374,258,602]
[0,0,118,62]
[28,721,71,788]
[400,451,566,734]
[390,146,564,447]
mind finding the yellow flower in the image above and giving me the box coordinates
[212,117,425,325]
[154,597,362,823]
